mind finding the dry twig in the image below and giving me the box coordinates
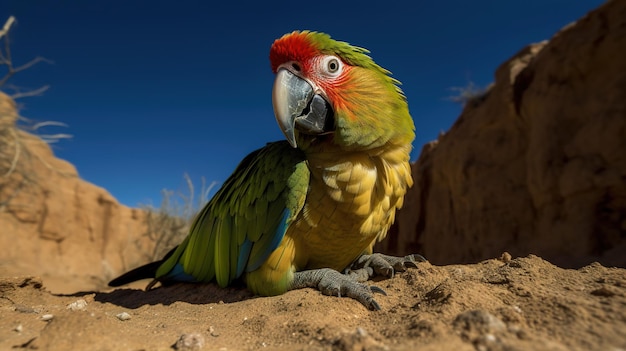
[0,16,69,212]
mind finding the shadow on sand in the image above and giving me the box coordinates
[57,282,255,309]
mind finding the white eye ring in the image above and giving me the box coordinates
[321,56,342,76]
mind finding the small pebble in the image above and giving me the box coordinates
[14,324,23,333]
[174,333,205,351]
[500,252,512,263]
[41,314,54,321]
[208,326,219,337]
[453,310,506,333]
[67,299,88,311]
[483,333,496,342]
[116,312,132,321]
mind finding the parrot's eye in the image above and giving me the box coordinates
[327,59,339,72]
[320,56,343,78]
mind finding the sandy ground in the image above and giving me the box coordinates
[1,254,625,351]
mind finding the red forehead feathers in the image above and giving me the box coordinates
[270,31,318,73]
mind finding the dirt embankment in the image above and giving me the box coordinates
[0,91,152,294]
[380,0,626,269]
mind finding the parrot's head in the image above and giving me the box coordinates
[270,31,414,151]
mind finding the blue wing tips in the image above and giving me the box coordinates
[272,209,290,251]
[160,263,198,283]
[245,209,290,273]
[237,238,253,278]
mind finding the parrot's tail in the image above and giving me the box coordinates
[108,247,177,287]
[107,260,163,287]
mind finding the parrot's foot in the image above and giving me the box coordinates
[290,268,386,310]
[345,253,426,282]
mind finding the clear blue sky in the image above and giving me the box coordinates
[2,1,604,207]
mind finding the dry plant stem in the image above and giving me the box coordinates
[0,16,52,98]
[141,174,217,261]
[0,16,16,44]
[2,127,19,178]
[0,16,70,214]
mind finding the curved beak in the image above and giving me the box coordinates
[272,68,333,148]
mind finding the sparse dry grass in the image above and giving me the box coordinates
[0,93,28,211]
[141,174,216,260]
[446,80,493,107]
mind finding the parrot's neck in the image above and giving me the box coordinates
[303,140,413,174]
[304,143,414,204]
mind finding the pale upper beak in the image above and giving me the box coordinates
[272,68,333,148]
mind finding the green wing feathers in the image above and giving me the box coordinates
[155,141,308,288]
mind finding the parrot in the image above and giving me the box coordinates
[108,30,424,310]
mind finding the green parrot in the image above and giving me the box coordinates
[109,31,424,310]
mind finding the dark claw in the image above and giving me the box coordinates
[370,285,387,296]
[370,300,381,311]
[409,254,428,263]
[398,254,427,270]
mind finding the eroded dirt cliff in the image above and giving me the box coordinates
[0,92,151,293]
[382,0,626,268]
